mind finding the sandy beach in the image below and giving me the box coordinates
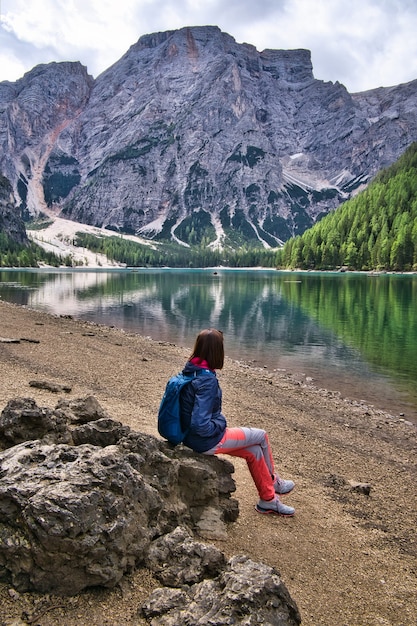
[0,300,416,625]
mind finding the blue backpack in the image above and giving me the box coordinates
[158,369,214,445]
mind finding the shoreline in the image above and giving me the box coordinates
[0,300,416,625]
[2,263,417,274]
[2,267,417,425]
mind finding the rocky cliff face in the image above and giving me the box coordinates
[0,62,93,223]
[0,175,28,245]
[1,26,417,249]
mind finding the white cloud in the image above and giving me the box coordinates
[1,0,417,91]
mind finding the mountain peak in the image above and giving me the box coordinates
[1,27,417,250]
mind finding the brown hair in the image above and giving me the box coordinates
[190,329,224,370]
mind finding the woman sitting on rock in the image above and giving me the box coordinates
[180,328,295,517]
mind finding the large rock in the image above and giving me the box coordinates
[0,397,71,446]
[0,396,301,623]
[145,526,227,586]
[143,528,301,625]
[0,397,238,594]
[0,440,155,594]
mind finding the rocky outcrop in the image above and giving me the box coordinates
[0,396,301,623]
[0,397,238,581]
[1,26,416,249]
[142,527,301,625]
[0,174,28,245]
[0,62,93,219]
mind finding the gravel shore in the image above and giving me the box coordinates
[1,300,416,625]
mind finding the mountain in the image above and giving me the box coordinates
[1,25,417,250]
[279,142,417,271]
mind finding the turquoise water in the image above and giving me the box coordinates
[1,268,416,423]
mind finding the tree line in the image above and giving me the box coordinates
[276,142,417,271]
[74,232,277,268]
[0,232,69,268]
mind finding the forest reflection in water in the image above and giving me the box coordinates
[1,268,416,423]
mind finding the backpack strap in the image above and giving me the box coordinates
[193,368,215,377]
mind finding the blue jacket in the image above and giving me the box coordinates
[180,361,227,453]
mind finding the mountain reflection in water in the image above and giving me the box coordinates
[1,268,416,424]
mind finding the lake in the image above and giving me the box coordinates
[1,268,416,424]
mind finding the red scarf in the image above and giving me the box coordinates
[190,356,215,372]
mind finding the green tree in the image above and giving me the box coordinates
[278,142,417,271]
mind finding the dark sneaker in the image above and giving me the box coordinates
[255,496,295,517]
[273,475,295,495]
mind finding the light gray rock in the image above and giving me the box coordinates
[0,397,72,447]
[0,440,155,594]
[348,480,372,496]
[145,526,226,586]
[56,394,111,424]
[0,397,238,594]
[143,550,301,625]
[28,380,72,393]
[71,417,130,447]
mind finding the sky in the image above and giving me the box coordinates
[1,0,417,93]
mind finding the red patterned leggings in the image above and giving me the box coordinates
[204,427,276,501]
